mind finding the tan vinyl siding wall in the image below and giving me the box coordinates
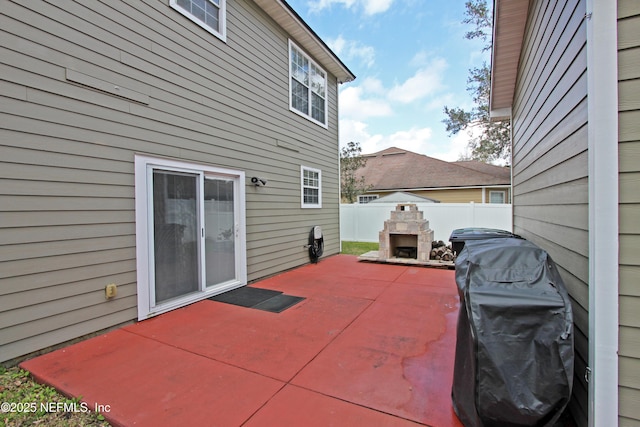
[618,1,640,424]
[413,188,483,203]
[362,187,511,204]
[422,188,511,203]
[510,0,588,424]
[365,188,483,203]
[0,0,342,362]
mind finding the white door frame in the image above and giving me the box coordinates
[134,154,247,320]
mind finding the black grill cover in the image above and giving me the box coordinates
[452,238,573,427]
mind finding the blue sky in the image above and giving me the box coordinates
[286,0,490,161]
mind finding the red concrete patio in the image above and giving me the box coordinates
[20,255,463,427]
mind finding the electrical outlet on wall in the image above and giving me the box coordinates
[105,284,117,299]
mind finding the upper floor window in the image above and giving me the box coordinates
[171,0,226,41]
[289,41,328,128]
[301,166,322,208]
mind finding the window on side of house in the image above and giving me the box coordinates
[489,190,506,204]
[301,166,322,208]
[358,195,379,204]
[289,40,328,128]
[171,0,226,41]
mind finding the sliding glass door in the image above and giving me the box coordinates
[135,156,246,319]
[152,170,200,303]
[204,177,236,287]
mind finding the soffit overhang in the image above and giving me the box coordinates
[490,0,529,120]
[254,0,356,83]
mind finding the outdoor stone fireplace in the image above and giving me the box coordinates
[378,204,434,262]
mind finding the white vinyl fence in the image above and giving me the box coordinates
[340,202,513,243]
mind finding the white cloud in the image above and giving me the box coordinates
[339,59,449,121]
[340,118,478,163]
[432,124,508,165]
[340,119,380,153]
[329,35,346,54]
[327,35,375,68]
[424,93,455,113]
[338,57,448,123]
[340,121,435,156]
[338,56,456,160]
[384,128,434,153]
[339,83,393,121]
[308,0,393,15]
[430,121,504,163]
[359,77,386,94]
[387,58,448,103]
[362,0,394,15]
[409,50,435,67]
[428,129,474,162]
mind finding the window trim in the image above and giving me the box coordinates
[289,40,328,129]
[170,0,227,42]
[301,165,322,208]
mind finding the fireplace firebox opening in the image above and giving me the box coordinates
[390,234,418,259]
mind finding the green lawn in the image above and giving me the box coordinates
[341,241,379,256]
[0,366,110,426]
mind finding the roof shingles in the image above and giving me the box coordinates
[357,147,510,190]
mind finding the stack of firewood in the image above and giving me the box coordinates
[430,240,456,262]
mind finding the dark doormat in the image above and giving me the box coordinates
[209,286,305,313]
[252,294,306,313]
[209,286,282,307]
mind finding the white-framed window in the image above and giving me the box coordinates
[358,195,379,204]
[289,40,328,128]
[171,0,226,41]
[489,190,506,204]
[301,166,322,208]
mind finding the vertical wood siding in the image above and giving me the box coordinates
[510,0,589,424]
[618,1,640,424]
[0,0,343,362]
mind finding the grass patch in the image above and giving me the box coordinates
[0,365,111,426]
[341,241,379,256]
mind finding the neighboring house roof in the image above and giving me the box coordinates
[368,191,439,203]
[357,147,511,191]
[254,0,356,83]
[451,160,512,177]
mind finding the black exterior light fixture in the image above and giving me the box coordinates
[251,177,267,186]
